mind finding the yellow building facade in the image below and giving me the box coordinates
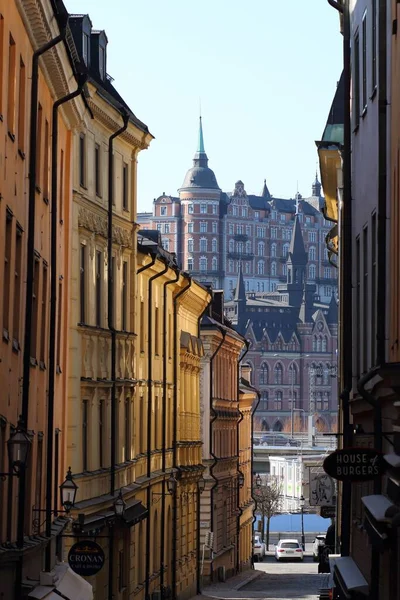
[0,0,81,596]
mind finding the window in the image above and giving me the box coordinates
[199,257,207,271]
[274,363,283,384]
[155,306,159,355]
[122,164,129,209]
[246,240,252,253]
[59,150,64,222]
[122,261,128,331]
[260,390,268,410]
[362,12,367,111]
[40,264,48,363]
[371,0,376,91]
[199,238,207,252]
[309,231,316,242]
[99,44,106,80]
[255,211,259,219]
[82,400,89,471]
[13,226,22,342]
[17,57,25,154]
[31,259,40,359]
[200,203,207,214]
[289,364,297,385]
[164,224,170,234]
[99,399,105,468]
[306,216,311,224]
[92,144,100,196]
[322,336,327,352]
[274,391,282,410]
[95,251,102,328]
[271,243,277,257]
[324,285,332,296]
[79,134,86,187]
[188,204,193,214]
[80,244,86,323]
[229,239,234,252]
[140,301,145,352]
[125,399,131,461]
[260,363,268,385]
[283,243,289,257]
[258,242,265,256]
[200,222,207,233]
[43,120,49,200]
[324,267,331,279]
[188,222,193,233]
[3,211,12,334]
[309,246,316,261]
[187,257,193,270]
[36,104,43,189]
[82,32,90,65]
[271,262,277,276]
[283,264,287,276]
[212,204,218,214]
[187,238,194,253]
[309,264,316,279]
[228,260,233,273]
[7,34,16,137]
[271,227,277,239]
[156,223,162,232]
[35,436,43,511]
[212,222,218,233]
[353,32,360,128]
[163,238,169,251]
[212,238,217,252]
[233,206,238,216]
[56,282,62,370]
[212,256,218,271]
[271,211,277,220]
[257,261,264,275]
[280,214,285,222]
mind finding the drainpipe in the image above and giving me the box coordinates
[160,266,180,598]
[196,290,213,595]
[236,339,250,573]
[16,21,68,600]
[107,107,129,600]
[209,326,226,582]
[45,69,87,573]
[172,278,192,600]
[250,390,261,536]
[144,259,169,600]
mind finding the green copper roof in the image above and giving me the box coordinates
[198,116,205,153]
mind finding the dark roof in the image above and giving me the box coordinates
[326,291,338,324]
[261,179,271,199]
[288,215,307,260]
[247,195,270,210]
[234,262,246,302]
[180,165,220,190]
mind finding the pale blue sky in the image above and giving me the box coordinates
[65,1,342,211]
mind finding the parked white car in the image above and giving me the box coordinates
[253,535,266,561]
[312,534,326,561]
[275,539,304,561]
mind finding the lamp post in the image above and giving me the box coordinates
[0,417,31,478]
[300,495,305,551]
[60,467,78,514]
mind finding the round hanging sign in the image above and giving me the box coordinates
[68,540,105,576]
[323,447,384,482]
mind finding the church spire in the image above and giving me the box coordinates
[198,116,205,153]
[288,215,307,261]
[312,171,322,197]
[234,261,246,303]
[261,179,271,199]
[193,116,208,168]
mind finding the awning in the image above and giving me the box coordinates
[28,564,93,600]
[123,499,148,527]
[333,557,369,597]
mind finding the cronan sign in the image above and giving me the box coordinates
[323,447,384,482]
[68,540,105,577]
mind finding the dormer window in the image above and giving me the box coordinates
[99,44,105,79]
[82,32,90,65]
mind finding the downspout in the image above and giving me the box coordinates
[145,259,169,600]
[250,391,261,536]
[45,70,87,573]
[209,326,226,582]
[236,339,250,574]
[160,266,180,599]
[107,108,129,600]
[196,291,213,596]
[16,21,68,600]
[172,278,192,600]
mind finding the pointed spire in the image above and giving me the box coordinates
[326,289,338,324]
[312,171,322,197]
[234,261,246,303]
[288,215,307,262]
[261,179,271,199]
[198,116,205,154]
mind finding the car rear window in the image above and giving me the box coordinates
[281,542,299,549]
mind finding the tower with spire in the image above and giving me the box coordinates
[312,172,322,197]
[278,215,311,307]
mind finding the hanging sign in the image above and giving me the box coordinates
[323,447,384,482]
[320,505,336,518]
[68,540,105,576]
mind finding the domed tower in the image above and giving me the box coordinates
[179,118,222,287]
[312,172,322,197]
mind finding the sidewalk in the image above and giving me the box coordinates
[190,569,262,600]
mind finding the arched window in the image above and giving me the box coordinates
[271,243,277,257]
[322,336,327,352]
[258,241,265,256]
[317,337,321,352]
[289,363,298,385]
[237,241,244,253]
[246,241,252,254]
[271,262,277,276]
[199,256,207,271]
[200,237,207,252]
[309,264,316,279]
[323,364,329,385]
[260,363,269,384]
[283,264,287,276]
[229,239,235,252]
[212,238,218,252]
[283,243,289,257]
[257,261,265,275]
[245,262,250,274]
[261,419,268,432]
[273,420,283,431]
[274,363,283,384]
[309,246,316,261]
[212,256,218,271]
[274,392,283,410]
[261,390,268,410]
[187,238,194,253]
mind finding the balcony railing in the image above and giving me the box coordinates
[227,251,254,260]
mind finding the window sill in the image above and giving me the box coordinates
[35,185,42,195]
[352,123,359,134]
[370,86,377,101]
[122,207,129,214]
[0,114,3,122]
[8,131,15,142]
[56,365,62,375]
[361,106,367,119]
[43,197,49,205]
[12,338,20,353]
[3,329,9,343]
[30,357,38,367]
[18,149,25,160]
[39,361,46,371]
[80,184,87,190]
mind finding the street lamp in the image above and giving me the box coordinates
[237,471,245,489]
[255,473,262,488]
[197,476,206,494]
[299,495,305,551]
[0,417,31,478]
[167,471,178,495]
[60,467,78,514]
[113,489,126,517]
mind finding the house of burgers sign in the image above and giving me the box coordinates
[68,540,105,576]
[323,447,384,482]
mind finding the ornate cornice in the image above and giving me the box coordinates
[78,207,133,249]
[88,100,150,150]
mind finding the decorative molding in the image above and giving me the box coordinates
[78,207,133,248]
[87,100,150,150]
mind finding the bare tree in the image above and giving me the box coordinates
[254,476,282,550]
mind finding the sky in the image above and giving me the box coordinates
[65,1,343,212]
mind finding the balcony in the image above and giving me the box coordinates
[233,233,249,242]
[227,251,254,261]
